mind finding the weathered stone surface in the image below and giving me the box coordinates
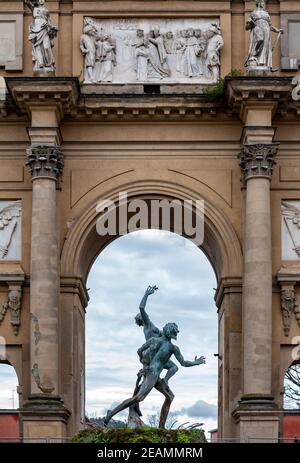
[0,0,299,444]
[0,14,23,71]
[281,14,300,70]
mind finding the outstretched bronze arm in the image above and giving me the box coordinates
[173,345,206,367]
[139,285,158,326]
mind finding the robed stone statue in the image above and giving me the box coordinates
[245,0,283,73]
[25,0,58,75]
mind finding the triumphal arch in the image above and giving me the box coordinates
[0,0,300,442]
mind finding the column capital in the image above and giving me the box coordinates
[226,76,294,124]
[26,145,64,181]
[239,143,279,181]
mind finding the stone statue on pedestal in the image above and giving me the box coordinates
[245,0,283,74]
[25,0,58,75]
[105,285,205,429]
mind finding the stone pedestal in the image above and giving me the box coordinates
[22,395,70,442]
[233,403,280,443]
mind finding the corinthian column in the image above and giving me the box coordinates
[26,145,64,398]
[240,143,278,397]
[234,142,280,441]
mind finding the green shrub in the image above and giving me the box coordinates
[70,427,207,443]
[205,69,243,101]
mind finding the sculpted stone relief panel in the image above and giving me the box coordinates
[281,200,300,260]
[80,17,223,84]
[0,201,22,261]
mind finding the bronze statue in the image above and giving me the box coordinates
[105,285,205,428]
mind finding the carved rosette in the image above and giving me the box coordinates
[26,145,64,180]
[239,143,279,181]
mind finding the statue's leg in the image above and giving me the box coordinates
[154,378,174,429]
[87,66,94,82]
[163,360,178,383]
[105,373,157,426]
[128,370,144,420]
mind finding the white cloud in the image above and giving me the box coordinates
[181,399,217,419]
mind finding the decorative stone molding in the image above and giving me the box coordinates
[226,77,296,119]
[0,283,23,336]
[5,78,80,119]
[239,143,278,180]
[281,201,300,260]
[31,363,55,394]
[277,270,300,337]
[26,145,64,180]
[0,200,22,260]
[22,394,71,423]
[280,288,299,337]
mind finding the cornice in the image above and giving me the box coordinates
[5,77,80,120]
[226,76,300,119]
[1,76,300,123]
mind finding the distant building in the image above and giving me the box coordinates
[210,411,300,442]
[0,410,20,442]
[209,428,218,442]
[283,411,300,441]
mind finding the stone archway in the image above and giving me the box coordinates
[60,182,243,437]
[3,76,298,443]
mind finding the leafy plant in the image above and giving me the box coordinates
[70,427,207,443]
[205,69,243,101]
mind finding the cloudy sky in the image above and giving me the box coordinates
[85,230,218,434]
[0,230,218,435]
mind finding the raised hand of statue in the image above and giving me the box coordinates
[194,355,206,365]
[145,285,159,296]
[24,0,38,11]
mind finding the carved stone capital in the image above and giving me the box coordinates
[26,145,64,180]
[239,143,279,180]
